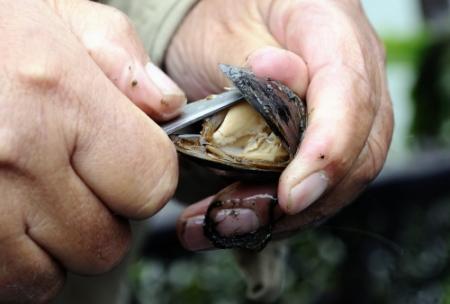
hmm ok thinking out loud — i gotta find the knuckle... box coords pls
[14,54,62,91]
[80,7,138,59]
[85,222,131,274]
[107,7,135,36]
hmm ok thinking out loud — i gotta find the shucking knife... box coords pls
[161,88,243,135]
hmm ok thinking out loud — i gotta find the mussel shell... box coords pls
[171,134,286,176]
[172,65,307,174]
[219,64,307,157]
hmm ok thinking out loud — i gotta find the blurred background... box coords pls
[129,1,450,303]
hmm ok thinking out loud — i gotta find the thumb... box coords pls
[51,0,186,121]
[246,46,309,99]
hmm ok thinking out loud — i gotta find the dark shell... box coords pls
[171,65,307,175]
[219,64,307,157]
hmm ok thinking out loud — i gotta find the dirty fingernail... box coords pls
[214,208,260,237]
[145,62,186,110]
[288,171,328,214]
[181,215,213,251]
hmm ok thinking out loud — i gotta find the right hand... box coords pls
[0,0,184,302]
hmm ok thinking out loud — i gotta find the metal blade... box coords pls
[161,88,243,135]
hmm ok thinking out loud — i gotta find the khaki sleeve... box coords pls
[104,0,198,66]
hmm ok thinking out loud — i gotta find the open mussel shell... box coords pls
[171,64,307,177]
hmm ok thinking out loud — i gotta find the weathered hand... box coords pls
[0,0,183,301]
[167,0,393,250]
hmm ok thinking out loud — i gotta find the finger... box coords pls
[278,65,377,214]
[177,184,281,251]
[176,196,214,251]
[66,67,179,219]
[273,142,386,236]
[52,0,186,121]
[274,90,393,235]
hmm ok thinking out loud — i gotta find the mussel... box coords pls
[172,65,307,176]
[172,64,307,250]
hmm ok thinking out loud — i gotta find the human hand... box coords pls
[166,0,394,250]
[0,0,183,301]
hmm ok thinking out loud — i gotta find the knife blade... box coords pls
[161,88,243,135]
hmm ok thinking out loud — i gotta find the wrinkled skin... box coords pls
[0,0,186,302]
[168,0,394,250]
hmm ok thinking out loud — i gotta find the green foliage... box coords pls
[383,32,430,64]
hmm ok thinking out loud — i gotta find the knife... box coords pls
[161,88,243,135]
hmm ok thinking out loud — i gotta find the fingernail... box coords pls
[214,208,260,237]
[145,62,186,110]
[181,215,213,251]
[288,171,328,214]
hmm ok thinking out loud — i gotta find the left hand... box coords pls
[166,0,393,250]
